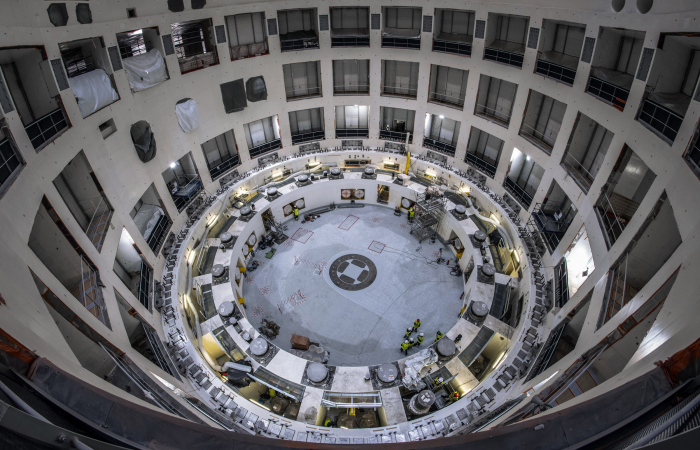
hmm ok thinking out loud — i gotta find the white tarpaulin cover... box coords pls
[175,99,199,133]
[133,204,164,240]
[122,49,169,92]
[69,69,119,118]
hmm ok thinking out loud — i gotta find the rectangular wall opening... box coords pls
[0,119,25,199]
[529,180,575,253]
[52,150,113,252]
[636,33,700,144]
[161,152,203,213]
[58,36,120,118]
[595,145,656,248]
[428,64,469,109]
[465,127,503,178]
[225,12,268,60]
[536,20,585,85]
[333,59,369,96]
[283,61,322,100]
[335,105,369,138]
[423,113,460,157]
[561,112,614,193]
[586,27,645,111]
[433,8,475,57]
[289,107,325,145]
[381,60,419,99]
[379,107,415,143]
[244,115,282,158]
[684,120,700,179]
[504,148,544,209]
[202,129,239,180]
[116,27,169,92]
[131,183,172,255]
[171,18,219,75]
[28,198,109,326]
[562,226,594,299]
[382,7,422,50]
[598,193,681,326]
[277,8,319,52]
[519,90,568,155]
[484,13,529,69]
[330,7,370,48]
[114,228,152,310]
[474,74,518,128]
[0,46,69,151]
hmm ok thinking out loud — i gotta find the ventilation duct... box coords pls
[167,0,185,12]
[246,76,268,102]
[220,79,247,113]
[47,3,68,27]
[130,121,157,163]
[175,98,199,133]
[75,4,92,24]
[191,0,206,9]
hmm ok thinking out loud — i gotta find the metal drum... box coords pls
[266,187,278,197]
[481,263,496,278]
[364,167,375,175]
[298,174,308,183]
[455,204,467,215]
[220,232,233,244]
[218,301,235,317]
[474,230,488,242]
[240,205,252,216]
[436,337,457,357]
[306,363,329,383]
[211,264,225,278]
[470,301,489,320]
[377,363,398,384]
[330,168,341,176]
[249,337,269,356]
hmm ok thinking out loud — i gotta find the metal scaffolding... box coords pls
[410,190,447,243]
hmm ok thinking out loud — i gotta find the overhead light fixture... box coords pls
[170,162,177,168]
[526,155,531,161]
[439,115,444,119]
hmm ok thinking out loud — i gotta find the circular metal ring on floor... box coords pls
[328,253,378,291]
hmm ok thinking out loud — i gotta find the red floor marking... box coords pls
[277,289,306,313]
[245,275,254,284]
[283,239,294,247]
[400,223,409,229]
[368,241,386,253]
[253,306,264,316]
[338,214,359,231]
[260,286,270,295]
[291,228,314,244]
[372,217,381,223]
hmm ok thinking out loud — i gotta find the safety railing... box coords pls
[171,174,203,212]
[336,128,369,138]
[137,260,151,309]
[285,85,322,100]
[229,41,268,59]
[379,129,412,143]
[280,37,319,52]
[520,123,556,154]
[85,197,112,252]
[475,103,512,126]
[465,152,497,178]
[429,91,466,109]
[595,192,628,248]
[602,252,631,324]
[535,59,577,85]
[146,214,172,254]
[484,47,524,68]
[531,202,571,253]
[433,39,472,56]
[381,85,418,98]
[291,130,325,145]
[382,36,421,49]
[78,257,109,326]
[422,137,457,156]
[586,75,629,111]
[194,239,210,276]
[333,84,370,95]
[331,35,370,47]
[25,107,68,150]
[561,152,595,193]
[638,97,684,144]
[248,138,282,158]
[554,258,569,308]
[177,51,218,74]
[504,177,533,209]
[208,154,240,180]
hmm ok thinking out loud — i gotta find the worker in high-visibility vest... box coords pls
[435,331,444,342]
[408,338,415,349]
[324,417,332,427]
[294,207,299,220]
[447,391,460,403]
[269,388,276,398]
[434,376,444,386]
[401,340,410,355]
[413,319,421,331]
[416,333,425,347]
[408,206,415,222]
[404,327,413,339]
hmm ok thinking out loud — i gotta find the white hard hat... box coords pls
[404,340,409,344]
[419,333,424,337]
[438,377,444,383]
[407,327,411,331]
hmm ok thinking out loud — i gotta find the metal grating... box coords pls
[581,37,595,63]
[50,59,69,91]
[475,20,486,39]
[108,46,123,71]
[267,18,278,36]
[215,25,226,43]
[458,327,494,367]
[319,14,329,31]
[162,34,175,56]
[371,14,381,30]
[423,15,433,33]
[527,27,540,49]
[0,74,14,113]
[636,47,655,81]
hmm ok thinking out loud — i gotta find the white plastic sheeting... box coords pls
[68,69,119,118]
[122,49,169,92]
[175,99,199,133]
[133,204,164,241]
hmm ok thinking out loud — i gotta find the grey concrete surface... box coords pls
[240,205,464,366]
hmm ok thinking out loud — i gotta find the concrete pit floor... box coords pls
[240,205,464,366]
